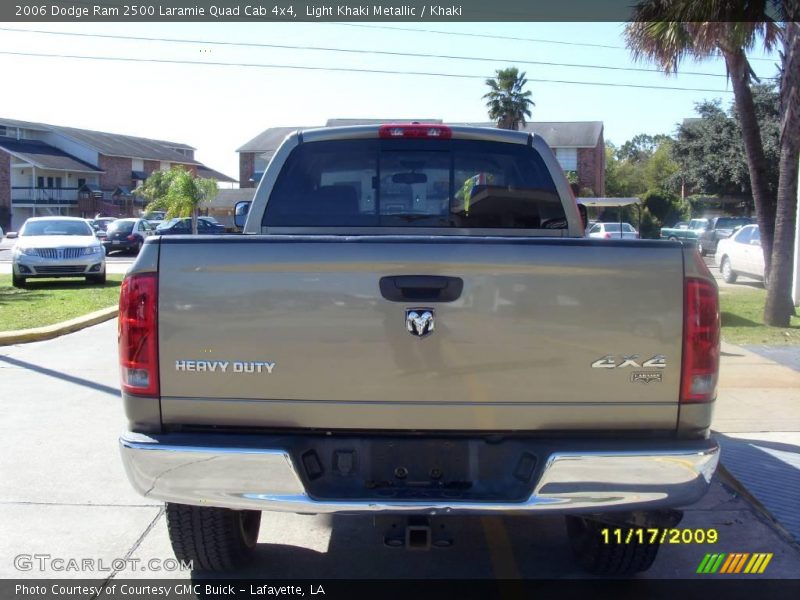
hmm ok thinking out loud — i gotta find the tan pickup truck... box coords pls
[118,124,720,575]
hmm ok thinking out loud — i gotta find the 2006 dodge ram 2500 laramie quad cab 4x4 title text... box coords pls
[118,124,720,575]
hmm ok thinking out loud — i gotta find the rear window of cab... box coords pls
[262,139,566,229]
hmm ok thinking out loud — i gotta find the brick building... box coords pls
[237,119,604,195]
[0,118,235,231]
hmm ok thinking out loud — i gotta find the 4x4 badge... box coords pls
[591,355,667,369]
[406,309,435,338]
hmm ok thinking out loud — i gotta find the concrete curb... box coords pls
[0,306,118,346]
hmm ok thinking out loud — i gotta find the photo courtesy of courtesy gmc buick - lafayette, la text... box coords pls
[118,124,720,575]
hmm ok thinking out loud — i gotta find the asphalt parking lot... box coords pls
[1,320,799,581]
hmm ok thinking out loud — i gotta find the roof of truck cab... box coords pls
[238,120,604,155]
[299,123,532,145]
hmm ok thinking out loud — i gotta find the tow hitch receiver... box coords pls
[383,517,452,550]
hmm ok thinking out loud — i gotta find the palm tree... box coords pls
[484,67,535,130]
[625,4,798,326]
[769,18,800,325]
[135,167,218,234]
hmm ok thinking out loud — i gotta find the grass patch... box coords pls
[720,286,800,345]
[0,275,123,332]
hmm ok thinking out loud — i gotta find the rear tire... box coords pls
[698,241,708,257]
[565,515,661,575]
[165,503,261,572]
[721,257,737,283]
[12,273,26,288]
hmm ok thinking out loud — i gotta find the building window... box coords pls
[47,177,54,188]
[78,178,86,188]
[37,176,44,188]
[0,126,6,136]
[555,148,578,171]
[55,177,62,188]
[132,158,144,171]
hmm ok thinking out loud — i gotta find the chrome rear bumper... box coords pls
[119,432,719,514]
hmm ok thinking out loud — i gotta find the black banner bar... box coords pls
[1,0,784,22]
[3,579,800,600]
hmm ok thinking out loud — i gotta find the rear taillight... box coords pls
[119,273,159,397]
[681,278,720,403]
[378,124,452,139]
[127,234,136,241]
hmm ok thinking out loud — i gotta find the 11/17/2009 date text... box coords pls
[602,528,719,544]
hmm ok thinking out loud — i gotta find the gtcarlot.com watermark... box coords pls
[14,553,192,572]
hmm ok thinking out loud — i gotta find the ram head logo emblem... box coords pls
[406,309,435,338]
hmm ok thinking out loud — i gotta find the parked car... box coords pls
[8,216,106,287]
[200,215,223,227]
[103,218,156,254]
[586,222,639,239]
[155,217,226,235]
[91,217,117,232]
[85,219,108,242]
[715,224,766,285]
[696,216,754,256]
[0,224,4,240]
[660,218,708,242]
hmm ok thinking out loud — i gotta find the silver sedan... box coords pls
[9,216,106,288]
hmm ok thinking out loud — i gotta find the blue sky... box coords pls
[0,21,780,181]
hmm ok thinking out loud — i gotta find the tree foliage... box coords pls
[604,134,686,239]
[605,135,680,198]
[616,133,673,163]
[672,86,780,199]
[483,67,534,130]
[605,144,647,198]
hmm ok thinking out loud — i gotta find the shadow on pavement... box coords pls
[188,514,575,581]
[0,354,120,397]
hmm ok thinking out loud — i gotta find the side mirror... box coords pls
[234,201,251,229]
[6,232,18,239]
[750,239,761,246]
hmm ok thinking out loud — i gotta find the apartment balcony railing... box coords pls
[11,187,80,205]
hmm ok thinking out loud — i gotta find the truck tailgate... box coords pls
[157,237,684,431]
